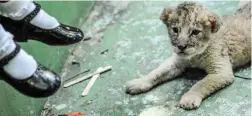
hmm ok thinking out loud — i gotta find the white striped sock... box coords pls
[0,24,37,80]
[0,0,59,29]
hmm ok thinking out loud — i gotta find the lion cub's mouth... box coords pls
[177,49,195,58]
[177,51,188,56]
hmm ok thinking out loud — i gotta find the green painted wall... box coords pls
[0,1,94,116]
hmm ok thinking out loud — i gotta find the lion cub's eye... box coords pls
[172,27,178,33]
[191,29,201,35]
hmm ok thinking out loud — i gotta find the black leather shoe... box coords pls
[0,44,61,98]
[0,2,84,46]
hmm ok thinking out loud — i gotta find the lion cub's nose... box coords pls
[177,45,187,51]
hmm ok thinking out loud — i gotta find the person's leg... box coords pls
[0,24,61,97]
[0,24,36,79]
[0,0,59,29]
[0,0,84,45]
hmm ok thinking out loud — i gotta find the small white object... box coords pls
[81,67,103,97]
[63,65,112,88]
[55,104,67,110]
[138,106,170,116]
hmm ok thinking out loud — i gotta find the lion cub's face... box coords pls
[160,2,222,58]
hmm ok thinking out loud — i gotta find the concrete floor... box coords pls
[43,1,251,116]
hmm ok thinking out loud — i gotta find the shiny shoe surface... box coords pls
[0,45,61,98]
[0,2,84,46]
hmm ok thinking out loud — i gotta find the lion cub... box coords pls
[126,2,251,110]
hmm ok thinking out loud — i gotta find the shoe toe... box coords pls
[2,64,61,98]
[25,65,61,97]
[57,24,84,44]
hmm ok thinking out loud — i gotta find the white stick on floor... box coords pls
[63,65,112,88]
[81,67,103,97]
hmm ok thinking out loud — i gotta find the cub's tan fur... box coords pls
[126,2,251,110]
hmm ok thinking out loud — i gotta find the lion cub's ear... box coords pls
[160,8,174,24]
[207,12,223,33]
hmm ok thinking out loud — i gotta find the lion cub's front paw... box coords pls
[126,78,153,95]
[177,92,203,110]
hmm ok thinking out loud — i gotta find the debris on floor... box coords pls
[82,67,103,97]
[63,65,112,88]
[64,69,91,82]
[58,112,84,116]
[71,60,80,65]
[100,49,109,54]
[55,104,67,110]
[40,102,55,116]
